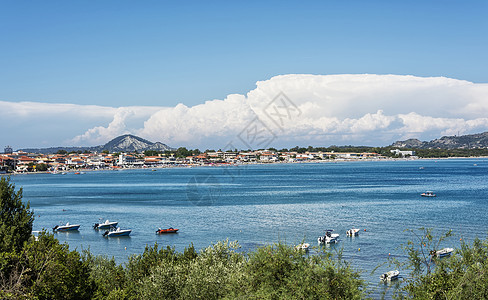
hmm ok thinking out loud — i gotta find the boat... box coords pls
[430,247,454,258]
[93,220,118,230]
[295,243,310,251]
[421,191,436,197]
[346,228,360,236]
[103,227,132,237]
[156,227,179,234]
[380,270,400,281]
[31,230,41,241]
[318,230,339,244]
[53,222,80,232]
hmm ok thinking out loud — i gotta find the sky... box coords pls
[1,1,487,150]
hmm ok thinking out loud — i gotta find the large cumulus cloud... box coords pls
[2,74,488,149]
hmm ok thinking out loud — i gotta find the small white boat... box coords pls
[53,222,80,232]
[295,243,310,251]
[431,247,454,258]
[103,227,132,237]
[318,230,339,244]
[380,270,399,281]
[421,191,436,197]
[93,220,118,230]
[31,230,41,241]
[346,228,360,236]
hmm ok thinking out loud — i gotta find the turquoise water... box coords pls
[8,158,488,296]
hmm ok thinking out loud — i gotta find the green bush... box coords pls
[240,243,364,299]
[0,177,34,253]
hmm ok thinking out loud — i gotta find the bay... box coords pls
[8,158,488,296]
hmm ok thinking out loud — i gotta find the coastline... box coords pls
[4,155,487,176]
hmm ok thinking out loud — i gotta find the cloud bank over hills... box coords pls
[2,74,488,149]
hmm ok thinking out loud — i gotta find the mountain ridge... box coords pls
[391,132,488,149]
[18,134,174,154]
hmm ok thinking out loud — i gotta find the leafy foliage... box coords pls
[1,231,93,299]
[240,243,364,299]
[0,177,34,253]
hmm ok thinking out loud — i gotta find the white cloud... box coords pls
[2,74,488,149]
[138,94,255,146]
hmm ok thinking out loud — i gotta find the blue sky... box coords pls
[1,1,488,149]
[2,0,487,106]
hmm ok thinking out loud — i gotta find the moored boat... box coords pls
[380,270,399,281]
[295,243,310,251]
[421,191,436,197]
[156,227,179,234]
[53,222,80,232]
[94,220,118,230]
[103,227,131,237]
[346,228,360,236]
[430,247,454,258]
[318,230,339,244]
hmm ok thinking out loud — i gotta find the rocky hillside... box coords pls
[392,132,488,149]
[97,134,173,152]
[19,134,174,154]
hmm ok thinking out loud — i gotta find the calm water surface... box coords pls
[8,158,488,296]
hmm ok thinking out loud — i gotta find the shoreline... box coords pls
[4,156,487,176]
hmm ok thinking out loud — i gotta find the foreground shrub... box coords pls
[1,232,93,300]
[136,240,244,299]
[240,243,364,299]
[0,176,34,254]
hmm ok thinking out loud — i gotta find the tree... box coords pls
[23,232,94,300]
[175,147,192,158]
[35,164,48,172]
[0,177,34,253]
[143,150,158,156]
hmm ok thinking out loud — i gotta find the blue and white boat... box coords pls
[380,270,399,281]
[53,222,80,232]
[93,220,118,230]
[318,230,339,244]
[431,247,453,258]
[103,227,132,237]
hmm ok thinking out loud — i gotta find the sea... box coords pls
[7,158,488,297]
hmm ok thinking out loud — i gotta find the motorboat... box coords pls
[421,191,436,197]
[156,227,179,234]
[346,228,360,236]
[93,220,118,230]
[53,222,80,232]
[31,230,41,241]
[380,270,400,281]
[103,227,131,237]
[318,230,339,244]
[295,243,310,252]
[430,247,454,258]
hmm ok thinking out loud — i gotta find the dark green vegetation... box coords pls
[3,178,488,299]
[413,148,488,158]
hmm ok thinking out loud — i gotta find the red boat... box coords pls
[156,227,179,234]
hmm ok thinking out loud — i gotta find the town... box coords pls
[0,145,416,174]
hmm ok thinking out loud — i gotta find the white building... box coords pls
[390,149,416,157]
